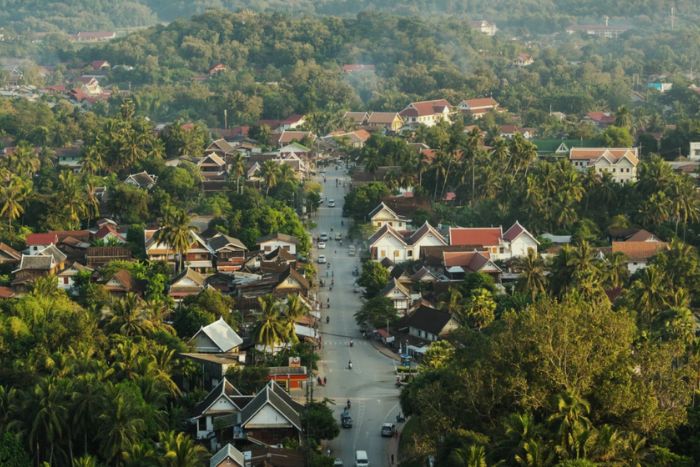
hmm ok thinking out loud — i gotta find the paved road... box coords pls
[311,166,401,466]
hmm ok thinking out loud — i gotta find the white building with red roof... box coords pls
[399,99,453,127]
[368,221,447,262]
[457,97,500,118]
[448,221,538,261]
[569,147,639,183]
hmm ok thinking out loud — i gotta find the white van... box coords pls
[355,450,369,467]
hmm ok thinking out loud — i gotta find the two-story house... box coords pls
[208,233,248,273]
[569,147,639,183]
[448,221,538,261]
[399,100,453,127]
[365,112,404,132]
[256,233,299,256]
[369,221,447,262]
[144,229,215,273]
[457,97,500,119]
[368,202,411,231]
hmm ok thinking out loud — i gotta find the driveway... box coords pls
[312,166,402,466]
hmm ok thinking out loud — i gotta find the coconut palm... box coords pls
[230,153,247,194]
[259,160,280,196]
[98,383,146,462]
[158,431,209,467]
[0,175,30,228]
[154,208,194,273]
[80,144,104,176]
[106,293,155,337]
[24,377,71,465]
[514,249,547,300]
[601,252,629,290]
[255,295,285,354]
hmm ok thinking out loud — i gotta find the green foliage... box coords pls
[0,432,31,467]
[343,182,391,221]
[225,366,270,394]
[354,296,396,329]
[302,401,340,442]
[357,260,390,298]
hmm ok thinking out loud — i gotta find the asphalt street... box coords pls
[311,166,401,466]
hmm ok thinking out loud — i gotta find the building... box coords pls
[208,234,248,273]
[469,20,498,36]
[401,305,459,342]
[689,142,700,161]
[191,317,243,354]
[124,171,157,190]
[612,240,669,274]
[343,111,369,126]
[365,112,404,132]
[103,269,142,296]
[569,147,639,183]
[514,53,534,67]
[457,97,500,119]
[70,31,116,42]
[190,377,253,441]
[381,278,414,314]
[368,202,411,230]
[399,100,453,127]
[448,221,538,261]
[169,268,209,301]
[584,112,616,128]
[368,222,447,262]
[57,262,92,292]
[144,229,215,273]
[256,233,299,256]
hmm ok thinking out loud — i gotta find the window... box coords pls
[389,222,393,226]
[491,247,498,254]
[394,250,400,258]
[264,246,271,252]
[407,250,413,257]
[63,277,69,284]
[198,418,206,431]
[499,247,505,254]
[380,250,386,258]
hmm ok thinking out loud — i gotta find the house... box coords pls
[92,223,127,244]
[443,250,502,279]
[210,444,305,467]
[75,76,102,95]
[144,229,215,273]
[533,139,603,158]
[514,53,534,67]
[219,380,304,446]
[0,242,21,267]
[457,97,500,118]
[344,111,369,126]
[124,171,157,190]
[70,31,116,42]
[368,222,447,262]
[57,262,93,292]
[584,112,616,128]
[259,115,306,133]
[566,24,631,39]
[85,246,132,268]
[368,202,411,230]
[25,233,58,254]
[90,60,110,71]
[569,147,639,183]
[191,317,243,354]
[381,278,413,314]
[469,20,498,36]
[103,269,142,296]
[275,130,315,147]
[647,82,672,93]
[324,129,371,148]
[365,112,404,132]
[399,100,453,127]
[256,233,299,256]
[612,240,669,274]
[209,63,227,75]
[500,125,535,140]
[266,366,309,391]
[56,145,84,172]
[401,305,459,341]
[205,139,237,158]
[689,142,700,161]
[169,268,209,301]
[208,234,248,273]
[448,221,538,261]
[11,255,58,290]
[198,153,228,177]
[190,377,253,440]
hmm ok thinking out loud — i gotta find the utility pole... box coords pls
[224,109,228,129]
[671,7,675,31]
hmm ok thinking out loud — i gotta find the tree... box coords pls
[229,153,247,195]
[259,160,280,196]
[457,288,496,331]
[513,249,547,300]
[354,296,397,329]
[157,431,208,467]
[254,295,285,354]
[153,208,194,273]
[0,175,30,228]
[106,293,156,337]
[302,402,340,442]
[602,126,633,147]
[357,261,389,298]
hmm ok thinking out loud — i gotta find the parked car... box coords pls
[333,459,343,467]
[328,199,336,207]
[317,255,327,264]
[319,232,329,242]
[355,450,369,467]
[335,232,342,240]
[318,241,326,249]
[381,423,395,437]
[349,246,356,257]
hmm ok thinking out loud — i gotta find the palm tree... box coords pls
[80,145,104,176]
[547,391,592,459]
[259,160,280,196]
[6,142,40,177]
[73,455,98,467]
[230,153,246,194]
[106,293,155,337]
[514,249,547,300]
[24,377,71,465]
[278,162,296,185]
[601,252,629,290]
[627,265,669,330]
[71,374,107,457]
[158,431,209,467]
[255,295,285,355]
[154,208,194,273]
[0,175,30,228]
[58,171,87,229]
[98,383,145,462]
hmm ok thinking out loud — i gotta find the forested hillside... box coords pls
[0,0,697,32]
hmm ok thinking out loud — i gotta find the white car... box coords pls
[333,459,343,467]
[319,233,329,242]
[317,255,327,264]
[328,199,336,207]
[318,241,326,249]
[335,232,342,240]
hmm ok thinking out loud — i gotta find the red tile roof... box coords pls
[586,112,616,124]
[449,227,502,247]
[612,241,668,261]
[400,99,452,118]
[462,97,498,109]
[26,233,58,246]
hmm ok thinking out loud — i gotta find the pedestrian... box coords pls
[391,454,394,464]
[323,376,327,385]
